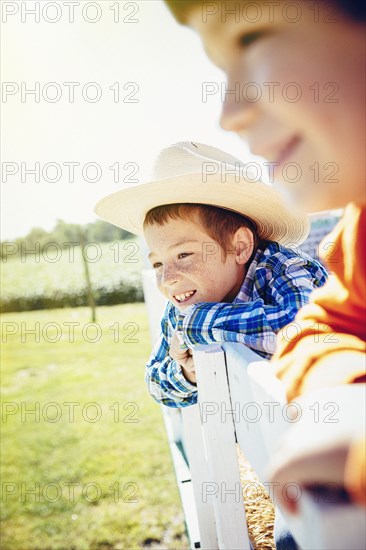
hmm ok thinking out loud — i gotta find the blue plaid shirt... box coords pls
[146,242,328,408]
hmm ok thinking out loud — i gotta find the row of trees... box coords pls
[1,219,133,260]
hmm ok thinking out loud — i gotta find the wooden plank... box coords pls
[267,385,366,550]
[142,268,202,548]
[194,345,251,550]
[223,344,271,480]
[161,407,201,549]
[246,365,366,550]
[182,405,219,550]
[141,269,167,342]
[246,360,288,471]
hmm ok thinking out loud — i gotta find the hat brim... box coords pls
[94,173,309,246]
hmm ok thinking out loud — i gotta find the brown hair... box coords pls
[143,203,262,261]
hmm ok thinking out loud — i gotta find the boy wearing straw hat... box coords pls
[95,141,327,408]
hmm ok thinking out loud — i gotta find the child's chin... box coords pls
[177,303,191,312]
[176,299,198,312]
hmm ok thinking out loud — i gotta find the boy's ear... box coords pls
[232,227,255,265]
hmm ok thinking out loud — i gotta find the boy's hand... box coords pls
[170,331,196,384]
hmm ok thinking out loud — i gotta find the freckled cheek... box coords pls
[193,265,218,294]
[177,264,198,282]
[175,263,198,283]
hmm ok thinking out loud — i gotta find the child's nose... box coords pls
[160,265,179,287]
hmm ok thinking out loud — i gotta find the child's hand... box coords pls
[170,331,196,384]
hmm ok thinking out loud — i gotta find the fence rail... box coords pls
[190,343,366,550]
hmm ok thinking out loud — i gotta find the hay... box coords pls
[237,446,276,550]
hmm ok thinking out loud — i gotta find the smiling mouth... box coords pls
[173,290,197,303]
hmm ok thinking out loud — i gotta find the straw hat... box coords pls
[94,141,309,245]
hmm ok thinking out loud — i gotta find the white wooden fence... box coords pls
[191,343,366,550]
[141,210,366,549]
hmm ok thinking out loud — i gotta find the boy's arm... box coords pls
[176,255,327,358]
[145,303,198,408]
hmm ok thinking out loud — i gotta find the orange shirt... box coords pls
[274,202,366,398]
[273,202,366,504]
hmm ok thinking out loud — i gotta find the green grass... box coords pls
[1,305,188,550]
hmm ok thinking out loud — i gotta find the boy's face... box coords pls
[188,1,365,211]
[144,213,250,311]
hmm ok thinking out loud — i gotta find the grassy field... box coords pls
[1,304,188,550]
[1,239,143,308]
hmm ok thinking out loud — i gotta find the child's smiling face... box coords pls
[188,1,365,211]
[144,212,253,311]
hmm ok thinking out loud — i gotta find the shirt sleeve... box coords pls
[176,255,328,358]
[145,302,198,408]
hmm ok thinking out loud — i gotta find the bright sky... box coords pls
[1,0,261,240]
